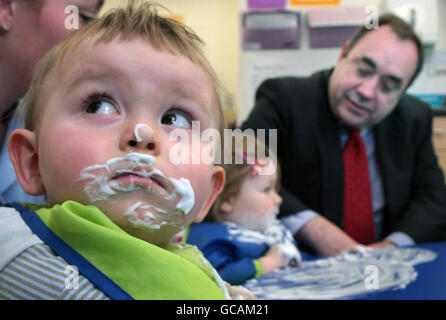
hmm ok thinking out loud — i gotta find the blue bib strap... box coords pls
[7,202,134,300]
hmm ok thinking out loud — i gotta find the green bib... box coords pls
[26,201,226,300]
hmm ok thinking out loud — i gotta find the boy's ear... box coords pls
[8,129,45,195]
[193,165,226,223]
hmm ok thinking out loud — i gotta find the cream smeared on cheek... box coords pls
[168,178,195,215]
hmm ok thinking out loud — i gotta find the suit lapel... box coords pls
[375,110,406,214]
[318,85,344,226]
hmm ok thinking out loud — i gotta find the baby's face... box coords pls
[227,172,282,231]
[35,37,222,246]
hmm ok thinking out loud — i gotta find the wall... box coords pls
[100,0,240,117]
[100,1,446,124]
[238,0,446,123]
[409,0,446,95]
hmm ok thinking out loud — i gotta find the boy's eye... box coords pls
[161,108,193,129]
[84,96,118,115]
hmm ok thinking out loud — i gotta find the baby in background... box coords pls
[0,3,240,300]
[185,133,302,285]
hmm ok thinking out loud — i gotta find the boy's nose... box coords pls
[121,123,160,155]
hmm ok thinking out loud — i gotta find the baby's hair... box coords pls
[207,132,280,222]
[18,0,226,135]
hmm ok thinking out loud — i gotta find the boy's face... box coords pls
[18,37,224,246]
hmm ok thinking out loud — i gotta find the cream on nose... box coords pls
[133,123,156,150]
[134,123,153,142]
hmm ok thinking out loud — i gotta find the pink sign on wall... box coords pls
[248,0,286,10]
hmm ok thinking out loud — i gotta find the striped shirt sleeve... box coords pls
[0,244,109,300]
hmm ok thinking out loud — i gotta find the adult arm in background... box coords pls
[279,189,359,256]
[240,78,358,256]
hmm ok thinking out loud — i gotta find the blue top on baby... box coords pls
[186,219,301,285]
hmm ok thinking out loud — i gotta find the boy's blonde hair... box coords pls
[207,133,280,222]
[19,1,226,134]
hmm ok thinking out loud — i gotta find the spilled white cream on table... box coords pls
[244,247,437,300]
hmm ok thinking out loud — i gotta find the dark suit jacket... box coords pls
[241,69,446,243]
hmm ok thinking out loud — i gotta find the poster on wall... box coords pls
[290,0,340,6]
[428,52,446,76]
[242,11,301,50]
[247,0,286,10]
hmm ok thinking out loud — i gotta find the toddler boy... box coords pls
[0,3,231,300]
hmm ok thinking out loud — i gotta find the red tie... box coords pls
[343,129,375,244]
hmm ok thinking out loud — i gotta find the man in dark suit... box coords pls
[241,14,446,256]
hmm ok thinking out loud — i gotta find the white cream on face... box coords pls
[122,179,195,230]
[79,152,157,201]
[123,202,171,230]
[134,123,151,143]
[78,150,195,230]
[168,178,195,215]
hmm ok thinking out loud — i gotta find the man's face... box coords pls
[11,0,103,88]
[328,25,418,128]
[35,38,222,246]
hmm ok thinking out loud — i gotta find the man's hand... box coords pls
[295,216,359,257]
[367,240,395,250]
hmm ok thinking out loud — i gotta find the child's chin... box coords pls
[96,192,167,213]
[120,222,184,247]
[95,198,187,240]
